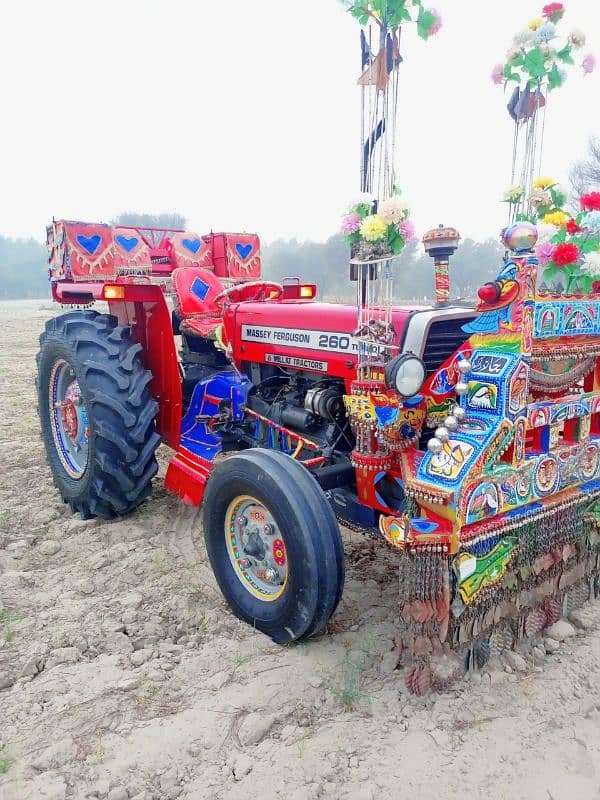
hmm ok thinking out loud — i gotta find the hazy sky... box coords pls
[1,0,598,245]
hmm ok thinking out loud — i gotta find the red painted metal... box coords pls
[164,449,212,506]
[224,301,417,381]
[105,285,182,450]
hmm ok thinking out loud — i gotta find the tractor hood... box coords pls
[223,300,475,381]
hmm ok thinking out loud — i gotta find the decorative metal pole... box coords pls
[422,224,461,307]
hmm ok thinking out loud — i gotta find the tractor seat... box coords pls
[172,267,224,338]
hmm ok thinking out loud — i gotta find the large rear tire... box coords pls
[202,449,345,644]
[37,310,160,519]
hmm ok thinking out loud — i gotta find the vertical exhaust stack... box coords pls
[422,224,461,307]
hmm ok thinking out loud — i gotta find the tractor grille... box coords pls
[421,317,474,377]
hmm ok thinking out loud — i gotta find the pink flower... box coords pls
[491,64,504,85]
[428,8,443,36]
[341,212,361,236]
[535,241,556,266]
[583,53,596,74]
[399,219,416,243]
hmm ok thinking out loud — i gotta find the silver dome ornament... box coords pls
[427,437,443,454]
[435,427,450,443]
[452,405,467,422]
[444,415,459,432]
[457,360,472,375]
[455,382,469,396]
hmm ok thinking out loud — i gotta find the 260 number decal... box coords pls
[318,334,351,351]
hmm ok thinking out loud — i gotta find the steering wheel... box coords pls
[213,280,283,307]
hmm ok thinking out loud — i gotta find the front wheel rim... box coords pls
[48,359,90,479]
[225,495,288,601]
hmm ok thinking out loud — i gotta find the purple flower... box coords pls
[399,219,416,243]
[341,212,361,235]
[491,64,504,85]
[535,241,556,266]
[583,53,596,74]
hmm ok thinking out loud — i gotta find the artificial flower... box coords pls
[534,22,557,44]
[360,214,388,242]
[427,9,443,37]
[543,210,569,226]
[593,280,600,293]
[491,63,504,85]
[530,189,552,208]
[582,252,600,276]
[378,196,407,225]
[533,177,555,190]
[341,212,361,236]
[583,53,596,74]
[506,46,523,64]
[504,185,524,203]
[513,29,534,46]
[348,193,375,211]
[581,211,600,233]
[536,222,559,243]
[398,219,416,243]
[566,218,582,235]
[581,192,600,211]
[528,18,544,31]
[542,3,565,23]
[553,242,579,267]
[569,29,586,49]
[535,242,556,266]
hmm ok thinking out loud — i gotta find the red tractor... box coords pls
[38,219,468,646]
[45,215,600,696]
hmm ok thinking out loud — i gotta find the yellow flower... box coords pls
[360,214,388,242]
[528,17,543,30]
[543,210,569,227]
[533,177,555,190]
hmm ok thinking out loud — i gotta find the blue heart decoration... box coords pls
[76,234,101,255]
[235,242,253,260]
[182,238,202,255]
[115,234,138,253]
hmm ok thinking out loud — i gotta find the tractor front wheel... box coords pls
[202,449,345,643]
[37,310,160,519]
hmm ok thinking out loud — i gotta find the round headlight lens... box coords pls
[385,353,426,397]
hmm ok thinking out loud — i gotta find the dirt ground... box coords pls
[2,299,600,800]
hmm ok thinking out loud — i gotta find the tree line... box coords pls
[2,138,597,300]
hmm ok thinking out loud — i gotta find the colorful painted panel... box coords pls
[225,234,261,280]
[534,301,599,338]
[170,232,213,269]
[62,222,116,281]
[113,228,152,273]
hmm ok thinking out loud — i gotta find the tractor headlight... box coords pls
[385,353,426,398]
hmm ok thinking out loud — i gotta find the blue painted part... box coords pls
[580,479,600,494]
[403,395,423,408]
[462,305,510,335]
[76,234,101,255]
[182,238,202,254]
[375,406,399,427]
[115,234,138,252]
[191,277,210,302]
[180,371,250,461]
[505,502,544,520]
[411,519,439,534]
[235,242,253,260]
